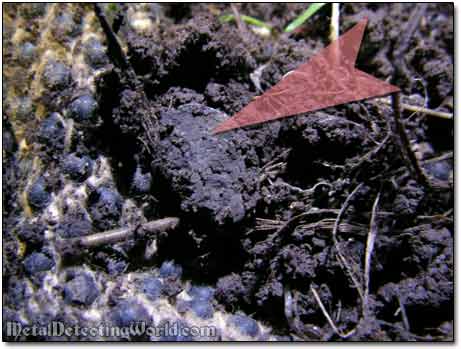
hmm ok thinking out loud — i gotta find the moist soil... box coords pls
[3,3,453,341]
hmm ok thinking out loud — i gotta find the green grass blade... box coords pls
[219,14,272,30]
[284,3,327,33]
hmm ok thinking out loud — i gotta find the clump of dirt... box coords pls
[153,103,260,228]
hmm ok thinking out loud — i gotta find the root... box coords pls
[397,296,411,331]
[349,114,391,176]
[313,188,382,338]
[392,4,428,82]
[383,151,453,180]
[391,93,430,188]
[332,183,365,303]
[285,287,323,340]
[423,151,453,165]
[259,149,290,182]
[311,285,356,339]
[377,320,427,340]
[254,218,284,231]
[363,192,381,318]
[230,4,248,41]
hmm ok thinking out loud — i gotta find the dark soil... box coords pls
[3,3,453,342]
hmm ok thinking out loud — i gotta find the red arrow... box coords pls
[213,19,400,134]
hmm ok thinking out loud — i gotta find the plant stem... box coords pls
[329,3,340,42]
[378,98,453,119]
[391,93,430,187]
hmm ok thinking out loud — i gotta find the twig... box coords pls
[363,191,381,318]
[59,218,179,252]
[93,4,130,73]
[391,93,430,188]
[94,3,160,152]
[378,98,453,120]
[388,5,431,188]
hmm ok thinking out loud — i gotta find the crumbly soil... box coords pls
[3,3,453,341]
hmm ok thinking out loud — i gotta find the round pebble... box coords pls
[68,95,99,124]
[23,252,54,275]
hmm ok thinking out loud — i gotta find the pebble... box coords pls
[159,261,182,279]
[63,274,99,306]
[111,299,152,327]
[27,177,51,211]
[88,187,123,230]
[142,277,163,301]
[23,252,54,274]
[83,38,108,68]
[68,95,99,124]
[42,61,71,90]
[228,314,260,337]
[62,153,93,181]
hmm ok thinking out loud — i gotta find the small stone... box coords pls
[52,13,80,40]
[189,285,215,301]
[424,161,452,181]
[20,42,36,63]
[107,259,128,276]
[38,112,65,151]
[57,217,92,239]
[312,237,326,249]
[23,252,54,275]
[88,187,123,230]
[17,220,46,248]
[27,177,51,211]
[62,153,93,181]
[64,274,99,306]
[159,260,182,279]
[68,95,99,124]
[15,96,33,121]
[19,3,47,19]
[190,299,214,319]
[142,277,162,301]
[42,61,71,90]
[111,299,151,327]
[130,166,152,195]
[228,314,260,337]
[83,38,108,68]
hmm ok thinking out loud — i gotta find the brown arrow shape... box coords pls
[213,19,400,134]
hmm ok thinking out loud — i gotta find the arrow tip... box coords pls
[212,18,400,134]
